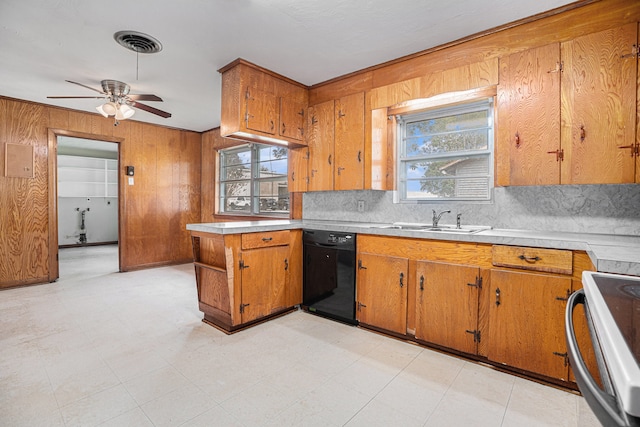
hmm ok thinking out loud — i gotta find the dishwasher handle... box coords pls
[565,289,628,427]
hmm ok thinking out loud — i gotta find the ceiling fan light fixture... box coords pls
[116,103,135,120]
[97,101,119,117]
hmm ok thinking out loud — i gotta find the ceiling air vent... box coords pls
[113,31,163,54]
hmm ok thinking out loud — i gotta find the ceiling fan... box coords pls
[48,79,171,121]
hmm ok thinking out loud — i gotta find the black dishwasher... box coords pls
[302,229,357,325]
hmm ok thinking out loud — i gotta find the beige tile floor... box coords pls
[0,245,601,426]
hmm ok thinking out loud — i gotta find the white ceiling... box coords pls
[0,0,576,132]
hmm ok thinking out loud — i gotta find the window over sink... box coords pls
[219,143,289,216]
[396,98,494,202]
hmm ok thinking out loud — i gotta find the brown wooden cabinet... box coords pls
[561,23,638,184]
[279,98,305,142]
[415,261,483,355]
[305,92,365,192]
[487,269,572,380]
[497,43,561,186]
[190,229,302,333]
[288,146,309,192]
[239,245,289,323]
[307,100,335,191]
[497,23,639,185]
[219,59,308,147]
[356,252,408,335]
[334,92,365,190]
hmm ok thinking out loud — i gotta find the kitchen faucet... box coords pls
[432,209,451,228]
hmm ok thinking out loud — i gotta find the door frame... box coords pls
[47,128,124,281]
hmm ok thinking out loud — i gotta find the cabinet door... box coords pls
[335,92,365,190]
[245,87,277,135]
[415,261,480,354]
[561,23,637,184]
[288,147,308,192]
[356,252,408,335]
[497,43,561,186]
[488,269,571,380]
[307,100,335,192]
[279,99,305,141]
[240,246,288,323]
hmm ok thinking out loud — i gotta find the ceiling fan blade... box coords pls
[128,94,163,102]
[65,80,106,95]
[47,96,106,99]
[131,101,171,118]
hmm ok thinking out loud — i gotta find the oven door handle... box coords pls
[566,289,628,427]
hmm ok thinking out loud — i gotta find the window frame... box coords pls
[395,98,495,203]
[218,143,289,217]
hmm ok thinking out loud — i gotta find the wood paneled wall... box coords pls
[0,96,201,288]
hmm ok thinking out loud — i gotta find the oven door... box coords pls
[566,289,640,427]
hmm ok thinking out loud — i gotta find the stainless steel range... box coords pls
[566,271,640,426]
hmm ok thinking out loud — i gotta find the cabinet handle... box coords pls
[298,109,305,116]
[357,301,366,311]
[282,123,286,134]
[291,172,295,181]
[495,288,501,306]
[311,169,317,177]
[580,125,586,142]
[399,272,404,288]
[518,254,540,263]
[621,44,639,59]
[337,166,345,175]
[338,110,346,119]
[618,144,639,157]
[328,154,332,165]
[358,260,366,270]
[239,260,249,270]
[311,115,318,125]
[554,351,569,367]
[515,132,521,148]
[556,289,571,301]
[357,151,362,162]
[284,258,288,271]
[547,61,563,73]
[419,275,424,291]
[467,276,482,288]
[262,237,273,242]
[547,149,564,162]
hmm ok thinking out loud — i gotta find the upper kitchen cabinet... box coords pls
[561,23,638,184]
[334,92,365,190]
[497,43,561,186]
[307,100,335,192]
[305,92,365,192]
[219,59,309,147]
[497,24,639,186]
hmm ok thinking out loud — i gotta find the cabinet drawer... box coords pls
[242,231,290,249]
[492,245,572,275]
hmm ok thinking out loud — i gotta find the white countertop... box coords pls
[186,219,640,276]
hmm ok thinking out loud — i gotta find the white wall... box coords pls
[58,197,118,245]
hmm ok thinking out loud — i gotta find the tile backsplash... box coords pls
[302,185,640,236]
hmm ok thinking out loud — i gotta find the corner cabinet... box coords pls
[219,59,308,147]
[497,23,639,185]
[190,229,302,333]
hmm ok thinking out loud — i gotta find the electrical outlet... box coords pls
[357,200,365,212]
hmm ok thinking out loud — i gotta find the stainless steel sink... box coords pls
[374,223,491,234]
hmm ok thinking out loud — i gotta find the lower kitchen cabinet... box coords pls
[488,269,571,380]
[190,229,302,333]
[239,245,289,323]
[415,261,483,355]
[356,252,408,335]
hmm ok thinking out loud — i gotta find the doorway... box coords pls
[47,129,124,281]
